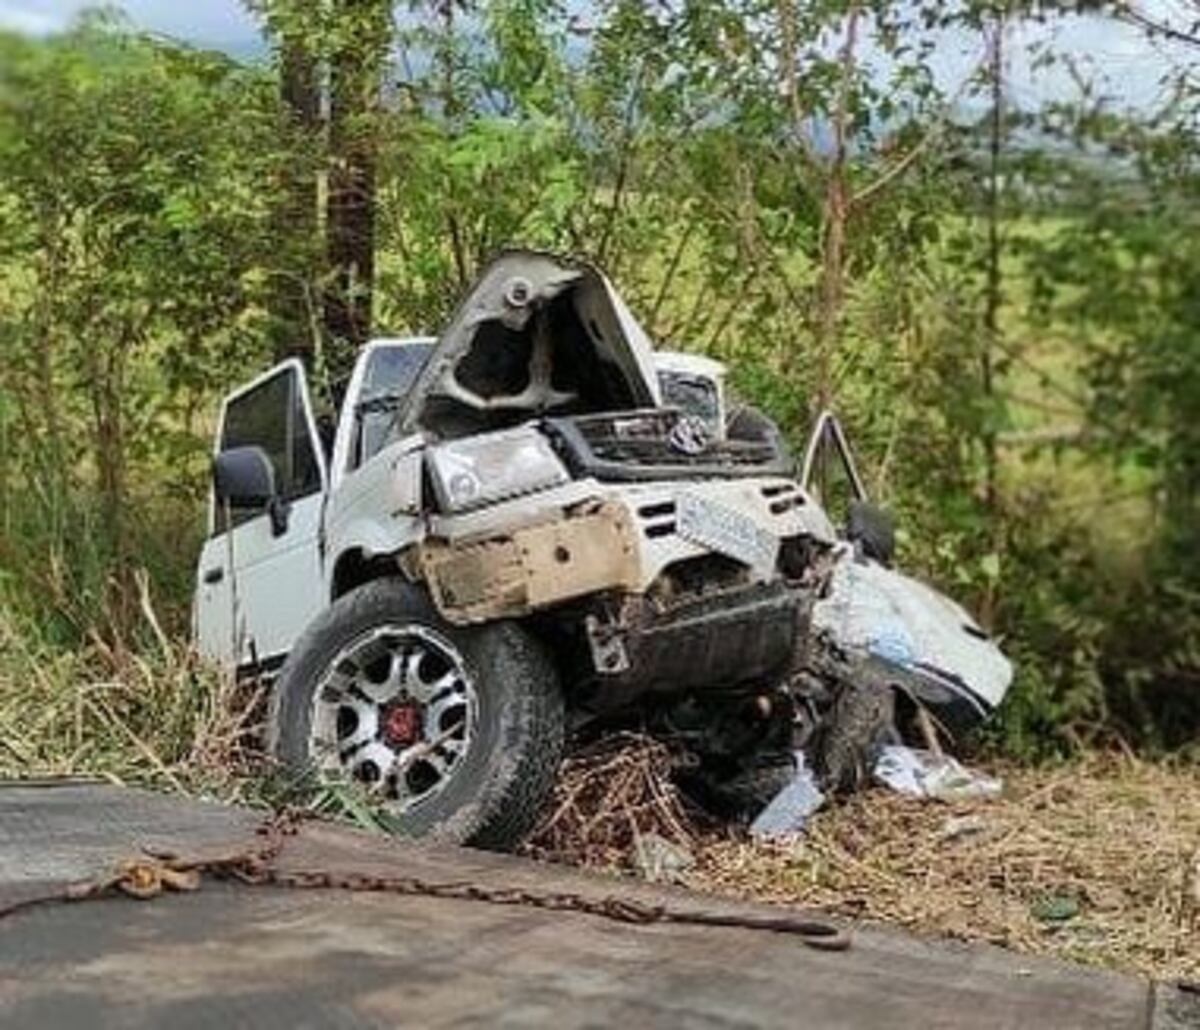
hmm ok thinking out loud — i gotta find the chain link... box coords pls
[1,811,851,952]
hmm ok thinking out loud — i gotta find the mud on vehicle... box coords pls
[194,250,1012,848]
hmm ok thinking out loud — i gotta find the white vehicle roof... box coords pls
[366,335,436,349]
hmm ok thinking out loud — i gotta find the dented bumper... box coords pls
[417,475,833,626]
[579,580,801,710]
[418,500,639,623]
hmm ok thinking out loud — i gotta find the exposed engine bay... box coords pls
[396,251,660,441]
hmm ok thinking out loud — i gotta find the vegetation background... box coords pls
[0,0,1198,786]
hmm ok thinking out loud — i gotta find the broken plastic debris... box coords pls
[935,813,988,843]
[632,832,695,884]
[873,745,1002,801]
[749,752,825,839]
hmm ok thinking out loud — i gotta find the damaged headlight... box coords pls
[426,426,570,513]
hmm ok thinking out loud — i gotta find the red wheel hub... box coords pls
[382,702,422,748]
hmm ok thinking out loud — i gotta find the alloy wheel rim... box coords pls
[308,624,477,812]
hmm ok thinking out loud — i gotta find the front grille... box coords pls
[545,410,787,482]
[577,411,776,467]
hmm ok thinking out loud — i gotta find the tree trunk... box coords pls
[436,0,469,289]
[815,5,859,411]
[979,10,1006,629]
[983,14,1003,514]
[269,33,321,366]
[325,0,391,375]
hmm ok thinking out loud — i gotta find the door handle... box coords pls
[203,567,224,585]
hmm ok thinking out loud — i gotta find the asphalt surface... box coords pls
[0,783,1195,1029]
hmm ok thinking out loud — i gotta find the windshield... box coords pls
[657,370,720,434]
[354,342,435,467]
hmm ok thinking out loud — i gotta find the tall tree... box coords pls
[979,5,1006,627]
[325,0,393,371]
[249,0,324,366]
[269,27,321,364]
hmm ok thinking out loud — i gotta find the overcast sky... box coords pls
[0,1,1191,110]
[0,0,257,43]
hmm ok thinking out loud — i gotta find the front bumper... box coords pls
[579,579,801,711]
[420,475,835,626]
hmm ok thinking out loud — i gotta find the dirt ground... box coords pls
[527,740,1200,983]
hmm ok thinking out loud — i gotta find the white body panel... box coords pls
[224,492,326,663]
[810,550,1013,712]
[194,534,234,661]
[325,435,425,564]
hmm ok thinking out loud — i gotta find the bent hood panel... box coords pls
[399,251,661,437]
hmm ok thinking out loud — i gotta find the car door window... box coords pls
[216,366,322,532]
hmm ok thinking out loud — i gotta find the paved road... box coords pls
[0,783,1194,1029]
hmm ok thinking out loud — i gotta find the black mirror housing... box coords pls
[213,446,277,508]
[847,500,896,566]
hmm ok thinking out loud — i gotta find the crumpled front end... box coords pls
[417,472,834,622]
[810,551,1013,731]
[385,248,847,708]
[414,463,837,706]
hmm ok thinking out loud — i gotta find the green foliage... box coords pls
[0,17,284,632]
[0,1,1197,770]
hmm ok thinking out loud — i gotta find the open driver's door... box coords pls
[193,360,328,669]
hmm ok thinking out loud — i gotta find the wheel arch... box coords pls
[330,547,411,602]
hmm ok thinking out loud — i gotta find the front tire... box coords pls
[271,578,564,850]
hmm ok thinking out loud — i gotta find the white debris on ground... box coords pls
[872,745,1003,801]
[632,832,696,883]
[748,745,1002,841]
[749,752,826,840]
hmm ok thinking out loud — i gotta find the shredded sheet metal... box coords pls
[810,553,1014,709]
[749,753,826,839]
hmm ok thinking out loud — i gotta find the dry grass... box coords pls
[527,735,1199,982]
[4,593,1196,983]
[0,580,267,800]
[692,757,1200,982]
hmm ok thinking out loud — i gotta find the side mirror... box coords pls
[213,446,289,536]
[847,500,895,566]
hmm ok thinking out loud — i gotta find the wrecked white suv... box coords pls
[194,250,1011,847]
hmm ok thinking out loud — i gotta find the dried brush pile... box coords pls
[523,733,1198,980]
[523,731,708,870]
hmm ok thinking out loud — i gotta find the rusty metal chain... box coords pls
[0,811,851,952]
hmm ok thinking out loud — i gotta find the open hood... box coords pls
[398,250,662,439]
